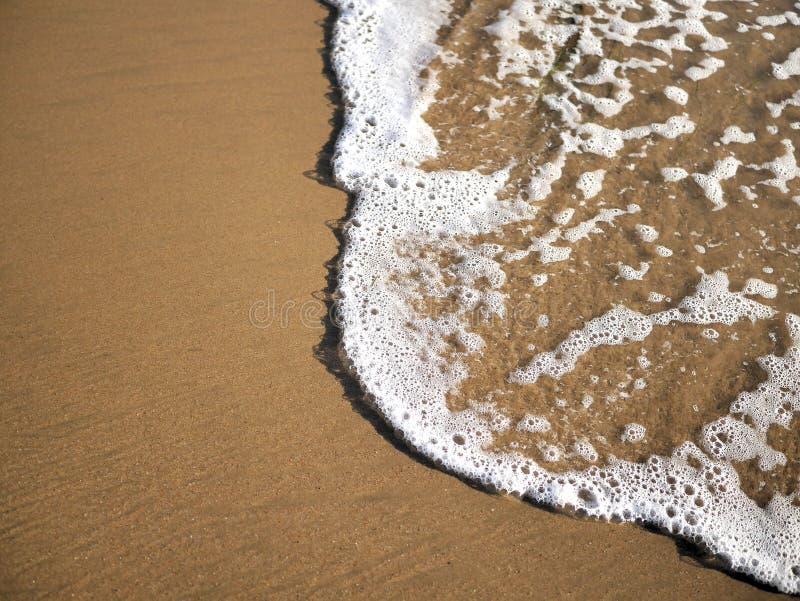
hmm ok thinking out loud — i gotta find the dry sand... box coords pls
[0,1,792,599]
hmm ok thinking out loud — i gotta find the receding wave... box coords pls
[328,0,800,592]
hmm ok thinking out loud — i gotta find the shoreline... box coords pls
[0,1,793,598]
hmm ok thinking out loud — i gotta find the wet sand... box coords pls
[0,1,791,599]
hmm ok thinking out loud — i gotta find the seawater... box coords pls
[328,0,800,592]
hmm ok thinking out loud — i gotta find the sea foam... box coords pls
[327,0,800,592]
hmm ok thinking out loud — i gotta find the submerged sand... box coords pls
[417,0,800,507]
[0,1,792,599]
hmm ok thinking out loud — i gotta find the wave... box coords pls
[327,0,800,592]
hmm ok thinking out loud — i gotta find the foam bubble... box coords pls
[772,47,800,80]
[720,126,756,145]
[621,423,646,443]
[573,438,599,462]
[576,169,606,199]
[686,57,725,81]
[635,224,659,243]
[532,273,548,287]
[661,167,689,182]
[691,156,742,210]
[664,85,688,106]
[749,139,800,194]
[618,262,650,280]
[517,414,551,433]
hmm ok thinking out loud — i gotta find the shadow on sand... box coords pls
[302,2,786,595]
[304,1,448,476]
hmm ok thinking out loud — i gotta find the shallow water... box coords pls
[329,0,800,592]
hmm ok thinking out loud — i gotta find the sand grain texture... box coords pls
[0,1,791,599]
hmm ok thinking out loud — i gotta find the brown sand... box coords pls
[0,1,791,599]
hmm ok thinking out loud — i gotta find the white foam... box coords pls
[767,90,800,118]
[563,205,640,243]
[772,47,800,80]
[729,314,800,431]
[691,156,742,210]
[618,262,650,280]
[528,156,566,201]
[553,208,575,225]
[635,224,659,243]
[532,273,548,287]
[512,273,775,389]
[510,306,654,384]
[484,95,512,120]
[517,414,552,433]
[661,167,689,182]
[329,1,800,592]
[749,139,800,194]
[573,438,598,462]
[703,416,786,471]
[576,169,606,199]
[528,228,572,264]
[686,57,725,81]
[664,85,688,106]
[757,14,791,28]
[650,271,776,326]
[720,125,756,145]
[540,444,562,462]
[621,423,646,443]
[568,116,695,159]
[743,278,778,299]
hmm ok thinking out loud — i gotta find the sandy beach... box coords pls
[0,1,792,598]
